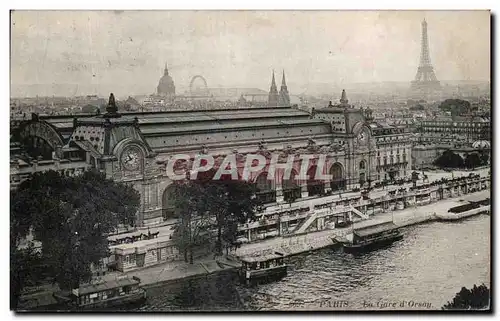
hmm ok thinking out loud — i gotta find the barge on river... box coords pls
[436,198,490,221]
[343,222,403,253]
[238,252,287,286]
[53,275,146,310]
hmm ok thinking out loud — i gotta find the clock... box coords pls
[121,146,143,171]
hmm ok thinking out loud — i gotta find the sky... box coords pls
[10,10,490,98]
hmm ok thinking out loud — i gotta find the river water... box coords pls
[133,214,490,311]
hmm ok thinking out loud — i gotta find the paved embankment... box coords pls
[125,257,238,289]
[234,189,491,258]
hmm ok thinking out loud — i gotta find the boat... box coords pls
[53,275,146,310]
[436,198,490,221]
[343,221,403,253]
[336,219,352,228]
[238,252,288,286]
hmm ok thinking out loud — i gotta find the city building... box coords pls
[415,115,490,145]
[411,144,440,169]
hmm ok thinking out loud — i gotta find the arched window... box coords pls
[330,163,346,192]
[255,172,276,204]
[162,185,178,220]
[359,160,366,170]
[282,170,301,203]
[307,166,324,197]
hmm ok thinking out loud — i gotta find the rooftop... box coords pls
[239,252,284,263]
[76,276,140,296]
[353,222,398,238]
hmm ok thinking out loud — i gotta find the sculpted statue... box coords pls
[329,142,345,152]
[283,144,295,155]
[307,138,319,153]
[108,93,116,107]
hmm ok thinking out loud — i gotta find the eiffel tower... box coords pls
[411,19,441,94]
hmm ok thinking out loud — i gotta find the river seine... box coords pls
[133,214,490,311]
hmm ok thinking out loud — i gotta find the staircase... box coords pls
[294,211,318,234]
[350,205,369,220]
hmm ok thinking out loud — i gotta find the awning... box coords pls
[354,222,398,238]
[77,277,140,296]
[239,252,284,263]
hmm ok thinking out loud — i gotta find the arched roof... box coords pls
[472,140,490,149]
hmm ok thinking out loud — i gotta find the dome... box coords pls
[157,63,176,96]
[472,140,490,149]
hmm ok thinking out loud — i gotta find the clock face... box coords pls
[121,146,142,171]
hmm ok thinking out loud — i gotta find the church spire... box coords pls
[278,70,290,107]
[268,70,279,107]
[281,70,287,88]
[270,70,277,90]
[163,62,169,76]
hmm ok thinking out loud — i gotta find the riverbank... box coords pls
[17,188,490,310]
[119,188,491,289]
[234,189,490,258]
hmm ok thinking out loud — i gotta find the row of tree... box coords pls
[434,150,489,169]
[10,171,141,309]
[442,284,490,310]
[10,170,262,309]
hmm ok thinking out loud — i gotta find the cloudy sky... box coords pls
[11,10,490,97]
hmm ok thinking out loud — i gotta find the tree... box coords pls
[438,99,471,116]
[442,284,490,310]
[464,152,482,169]
[479,151,490,166]
[171,178,261,260]
[10,170,140,292]
[10,240,45,310]
[434,150,464,169]
[216,180,261,255]
[171,182,216,264]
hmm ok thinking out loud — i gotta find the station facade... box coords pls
[11,90,413,227]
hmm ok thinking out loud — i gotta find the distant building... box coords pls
[410,19,441,96]
[412,144,439,169]
[415,115,490,144]
[312,90,413,182]
[156,62,176,97]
